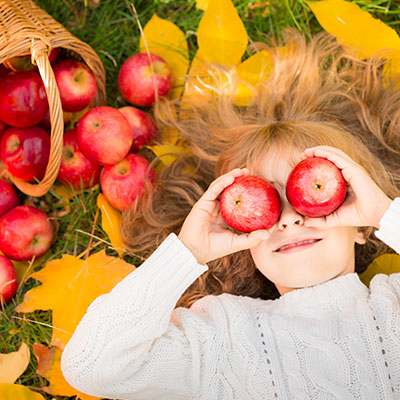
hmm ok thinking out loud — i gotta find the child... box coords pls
[61,31,400,399]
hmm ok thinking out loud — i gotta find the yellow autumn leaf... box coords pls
[15,250,135,349]
[0,343,30,384]
[233,50,274,106]
[236,50,273,85]
[159,126,181,145]
[307,0,400,59]
[147,143,191,166]
[0,383,45,400]
[359,253,400,287]
[51,182,98,203]
[196,0,209,11]
[33,343,97,400]
[140,14,189,99]
[197,0,248,65]
[97,193,124,256]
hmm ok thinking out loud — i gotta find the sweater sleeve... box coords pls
[61,233,214,399]
[375,197,400,254]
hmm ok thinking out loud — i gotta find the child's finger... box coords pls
[300,145,354,163]
[299,146,365,189]
[231,229,270,252]
[202,168,249,203]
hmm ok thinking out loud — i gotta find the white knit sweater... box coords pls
[61,198,400,400]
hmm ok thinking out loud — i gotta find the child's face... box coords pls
[249,147,366,295]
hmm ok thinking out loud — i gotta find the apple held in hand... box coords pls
[0,179,19,218]
[0,254,17,304]
[58,128,102,189]
[0,70,48,127]
[53,59,97,112]
[119,106,158,152]
[0,205,53,261]
[101,153,156,211]
[77,106,133,166]
[286,156,347,218]
[0,126,50,181]
[220,175,282,233]
[118,53,173,107]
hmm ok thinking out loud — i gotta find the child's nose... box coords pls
[277,197,305,230]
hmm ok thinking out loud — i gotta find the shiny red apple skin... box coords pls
[119,106,158,152]
[0,205,53,261]
[286,156,347,218]
[0,254,17,303]
[77,106,133,166]
[0,179,19,218]
[220,175,282,233]
[0,71,48,127]
[58,128,102,189]
[53,59,97,112]
[100,153,156,211]
[0,126,50,181]
[118,53,173,107]
[0,120,7,138]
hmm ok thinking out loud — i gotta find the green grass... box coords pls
[2,0,400,398]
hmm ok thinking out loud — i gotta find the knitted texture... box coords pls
[61,199,400,399]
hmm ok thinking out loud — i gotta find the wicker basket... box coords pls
[0,0,106,197]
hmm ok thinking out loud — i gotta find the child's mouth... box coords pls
[275,238,322,254]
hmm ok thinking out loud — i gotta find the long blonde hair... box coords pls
[121,30,400,307]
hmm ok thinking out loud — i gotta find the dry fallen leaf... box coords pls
[0,342,30,384]
[33,343,98,400]
[197,0,248,65]
[15,250,135,350]
[97,193,125,256]
[359,254,400,287]
[147,143,191,167]
[307,0,400,59]
[0,383,46,400]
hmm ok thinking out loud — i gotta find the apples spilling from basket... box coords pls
[60,51,172,210]
[0,50,173,304]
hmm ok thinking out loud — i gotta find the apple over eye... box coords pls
[286,156,347,218]
[220,175,282,233]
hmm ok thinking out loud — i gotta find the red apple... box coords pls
[286,156,347,217]
[58,128,102,189]
[0,179,19,218]
[100,153,156,211]
[0,64,9,78]
[220,175,282,232]
[119,106,158,152]
[76,106,133,166]
[0,120,7,139]
[48,48,60,64]
[0,205,53,261]
[0,126,50,181]
[0,71,48,127]
[4,48,59,72]
[53,59,97,112]
[0,254,17,303]
[118,53,173,107]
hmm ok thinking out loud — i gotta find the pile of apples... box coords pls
[0,49,174,304]
[59,51,174,211]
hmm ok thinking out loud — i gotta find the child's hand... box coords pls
[300,146,392,230]
[178,168,270,265]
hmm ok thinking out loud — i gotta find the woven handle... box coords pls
[6,39,64,197]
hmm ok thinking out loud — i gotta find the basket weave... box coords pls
[0,0,106,197]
